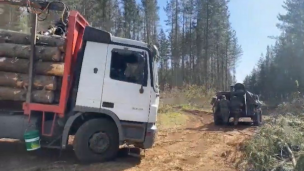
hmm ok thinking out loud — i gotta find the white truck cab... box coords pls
[69,26,159,162]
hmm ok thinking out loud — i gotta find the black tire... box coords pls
[213,111,222,125]
[214,116,221,125]
[73,118,119,163]
[222,115,230,125]
[253,110,262,126]
[213,106,221,125]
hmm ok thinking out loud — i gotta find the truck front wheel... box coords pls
[73,118,119,163]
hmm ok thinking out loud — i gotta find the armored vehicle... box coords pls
[211,83,262,126]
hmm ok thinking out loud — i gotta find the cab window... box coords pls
[110,49,147,86]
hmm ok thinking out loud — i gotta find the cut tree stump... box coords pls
[0,86,55,103]
[0,43,63,62]
[0,71,57,90]
[0,57,64,76]
[0,29,66,52]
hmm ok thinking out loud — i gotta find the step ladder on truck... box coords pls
[0,0,160,162]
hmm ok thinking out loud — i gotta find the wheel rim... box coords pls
[89,132,110,154]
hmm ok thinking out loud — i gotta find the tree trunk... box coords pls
[0,71,57,90]
[0,57,64,76]
[0,86,55,103]
[182,8,185,83]
[0,29,66,52]
[204,0,209,87]
[0,43,63,62]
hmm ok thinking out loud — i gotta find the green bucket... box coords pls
[24,130,41,151]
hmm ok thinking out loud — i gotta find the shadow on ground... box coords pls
[199,121,253,131]
[181,108,255,133]
[0,140,141,171]
[186,121,254,133]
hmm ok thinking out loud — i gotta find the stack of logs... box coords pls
[0,29,66,104]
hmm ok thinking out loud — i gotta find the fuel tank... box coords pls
[0,111,39,140]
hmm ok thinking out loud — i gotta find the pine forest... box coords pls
[0,0,242,92]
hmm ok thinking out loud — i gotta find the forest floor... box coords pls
[0,107,257,171]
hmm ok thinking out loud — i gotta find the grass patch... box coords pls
[157,112,189,130]
[157,84,213,130]
[160,85,214,111]
[240,99,304,171]
[157,103,190,130]
[179,103,212,113]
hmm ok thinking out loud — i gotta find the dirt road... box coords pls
[0,110,256,171]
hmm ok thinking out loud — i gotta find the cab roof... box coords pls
[111,36,148,49]
[83,26,149,50]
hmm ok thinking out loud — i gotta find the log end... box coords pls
[32,90,55,104]
[52,50,64,62]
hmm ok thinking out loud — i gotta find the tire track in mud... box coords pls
[125,110,256,171]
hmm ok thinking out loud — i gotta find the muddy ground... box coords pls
[0,110,256,171]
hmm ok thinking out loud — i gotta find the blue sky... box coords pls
[154,0,286,83]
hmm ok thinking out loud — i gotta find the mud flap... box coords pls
[128,147,145,158]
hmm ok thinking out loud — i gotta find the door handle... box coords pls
[93,68,98,74]
[139,86,144,94]
[156,94,160,97]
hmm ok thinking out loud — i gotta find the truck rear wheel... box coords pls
[73,118,119,163]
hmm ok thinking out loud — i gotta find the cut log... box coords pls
[0,57,64,76]
[0,71,57,90]
[0,29,66,52]
[0,87,55,104]
[36,62,65,77]
[0,43,63,62]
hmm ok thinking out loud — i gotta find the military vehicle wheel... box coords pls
[253,110,262,126]
[214,115,222,125]
[213,106,221,125]
[213,110,222,125]
[222,116,230,125]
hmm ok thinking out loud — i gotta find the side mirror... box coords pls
[139,68,145,94]
[149,44,160,61]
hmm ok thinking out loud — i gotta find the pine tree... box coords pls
[0,0,241,92]
[158,29,170,89]
[245,0,304,102]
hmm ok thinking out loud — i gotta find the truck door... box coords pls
[101,45,151,123]
[75,42,108,109]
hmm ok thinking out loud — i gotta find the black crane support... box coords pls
[26,13,37,103]
[0,1,66,11]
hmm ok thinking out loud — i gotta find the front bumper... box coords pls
[143,124,157,149]
[121,122,157,149]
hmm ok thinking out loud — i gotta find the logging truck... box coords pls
[0,1,159,162]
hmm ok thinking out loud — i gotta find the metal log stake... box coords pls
[26,13,37,103]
